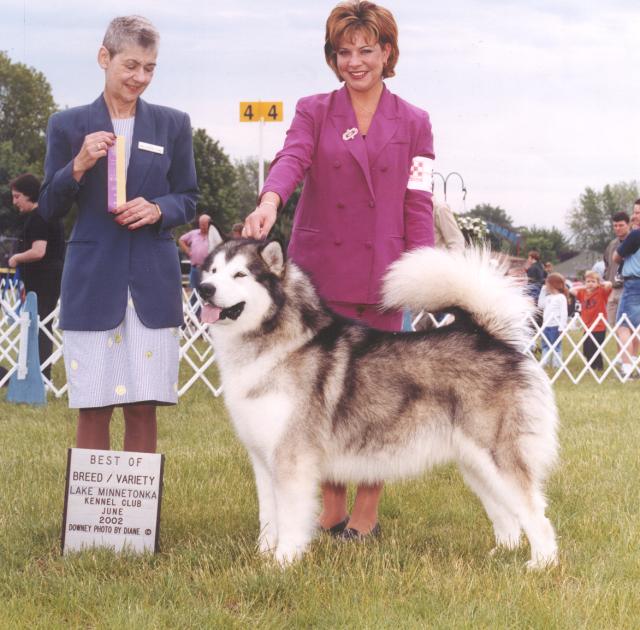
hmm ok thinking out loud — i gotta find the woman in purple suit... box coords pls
[243,0,435,539]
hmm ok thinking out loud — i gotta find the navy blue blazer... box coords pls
[38,95,198,331]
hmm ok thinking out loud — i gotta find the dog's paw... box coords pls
[274,545,304,567]
[490,534,522,554]
[525,553,558,571]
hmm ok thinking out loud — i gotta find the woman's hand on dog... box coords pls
[243,194,280,239]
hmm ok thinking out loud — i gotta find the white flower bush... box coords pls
[455,215,489,245]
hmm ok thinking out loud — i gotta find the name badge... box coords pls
[138,141,164,155]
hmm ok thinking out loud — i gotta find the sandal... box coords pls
[320,516,350,537]
[339,523,381,541]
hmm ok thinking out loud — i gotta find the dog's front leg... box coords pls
[249,452,278,555]
[272,450,319,566]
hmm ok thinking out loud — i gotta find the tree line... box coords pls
[0,51,298,246]
[1,51,637,260]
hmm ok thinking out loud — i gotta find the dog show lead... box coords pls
[242,1,435,541]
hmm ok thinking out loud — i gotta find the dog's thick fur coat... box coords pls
[199,229,559,569]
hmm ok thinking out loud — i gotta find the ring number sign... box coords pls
[240,102,283,122]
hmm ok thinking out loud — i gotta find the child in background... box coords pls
[538,272,569,368]
[570,271,612,370]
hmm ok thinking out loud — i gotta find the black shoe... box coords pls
[339,523,381,541]
[321,516,350,537]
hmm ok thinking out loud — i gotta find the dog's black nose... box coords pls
[198,283,215,300]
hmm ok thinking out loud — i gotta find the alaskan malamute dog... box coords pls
[199,226,559,569]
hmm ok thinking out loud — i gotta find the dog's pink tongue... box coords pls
[200,304,222,324]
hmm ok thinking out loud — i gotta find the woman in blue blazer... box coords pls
[38,16,197,453]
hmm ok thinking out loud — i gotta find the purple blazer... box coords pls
[263,84,434,304]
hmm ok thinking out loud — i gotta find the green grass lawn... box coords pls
[1,378,639,629]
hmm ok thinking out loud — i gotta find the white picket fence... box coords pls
[412,309,640,384]
[1,278,640,398]
[0,282,222,399]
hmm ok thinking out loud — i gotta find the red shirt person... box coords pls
[571,271,612,370]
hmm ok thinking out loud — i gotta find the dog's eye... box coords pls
[210,268,217,274]
[234,271,247,279]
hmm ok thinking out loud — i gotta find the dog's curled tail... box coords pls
[382,247,534,348]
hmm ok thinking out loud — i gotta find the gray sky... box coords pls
[2,0,638,229]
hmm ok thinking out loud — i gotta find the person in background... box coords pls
[524,249,546,302]
[8,173,64,380]
[37,16,198,452]
[591,259,606,280]
[538,272,569,369]
[433,200,465,252]
[613,211,640,379]
[242,0,435,539]
[230,223,244,239]
[570,270,612,371]
[603,211,630,325]
[631,199,640,229]
[179,213,211,296]
[544,261,553,275]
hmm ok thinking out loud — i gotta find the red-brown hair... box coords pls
[324,1,399,81]
[546,272,569,298]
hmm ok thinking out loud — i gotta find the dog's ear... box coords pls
[260,241,285,276]
[207,224,225,252]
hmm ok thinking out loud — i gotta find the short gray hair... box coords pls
[102,15,159,56]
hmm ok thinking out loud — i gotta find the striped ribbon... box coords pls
[107,136,126,212]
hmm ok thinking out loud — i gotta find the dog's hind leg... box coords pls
[456,438,557,569]
[249,452,278,555]
[271,448,319,566]
[475,470,558,569]
[517,488,558,570]
[459,464,522,551]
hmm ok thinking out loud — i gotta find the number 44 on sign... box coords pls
[239,101,284,192]
[239,101,283,122]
